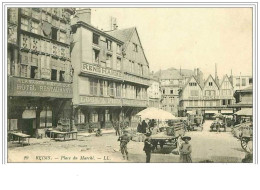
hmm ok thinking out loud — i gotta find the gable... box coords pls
[181,76,202,99]
[203,75,218,90]
[220,75,233,90]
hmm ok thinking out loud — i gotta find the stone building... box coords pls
[147,74,161,108]
[70,9,150,130]
[7,8,75,137]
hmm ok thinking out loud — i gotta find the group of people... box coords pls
[117,121,192,163]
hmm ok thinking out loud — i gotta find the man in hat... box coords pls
[179,136,192,163]
[118,129,131,160]
[143,132,153,163]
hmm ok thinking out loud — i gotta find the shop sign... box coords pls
[82,62,123,80]
[123,99,148,107]
[80,96,122,106]
[8,77,73,98]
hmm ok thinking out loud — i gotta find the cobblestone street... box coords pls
[8,120,247,163]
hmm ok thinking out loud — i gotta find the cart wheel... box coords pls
[241,138,248,151]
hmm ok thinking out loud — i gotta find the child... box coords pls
[179,136,192,163]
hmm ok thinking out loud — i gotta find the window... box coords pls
[21,18,29,31]
[194,101,198,106]
[116,57,121,70]
[209,82,213,86]
[106,54,112,68]
[93,49,100,64]
[106,39,112,51]
[31,21,39,34]
[108,82,115,96]
[236,78,240,86]
[93,33,99,45]
[133,43,138,52]
[100,80,104,96]
[189,82,197,86]
[228,99,231,105]
[105,110,110,121]
[162,89,165,94]
[30,66,38,79]
[59,32,66,43]
[242,78,246,86]
[117,44,121,54]
[90,79,98,95]
[222,100,226,105]
[91,112,98,122]
[77,109,85,124]
[51,27,58,40]
[170,90,173,94]
[249,78,253,84]
[59,71,65,82]
[116,83,121,97]
[21,64,28,77]
[51,69,57,81]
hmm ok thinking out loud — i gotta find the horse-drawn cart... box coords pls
[150,122,185,151]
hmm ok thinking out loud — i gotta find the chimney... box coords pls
[111,17,118,30]
[76,8,91,24]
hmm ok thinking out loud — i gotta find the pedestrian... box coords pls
[141,120,148,134]
[143,132,153,163]
[137,120,142,133]
[95,128,102,136]
[179,136,192,163]
[112,120,120,136]
[118,129,131,160]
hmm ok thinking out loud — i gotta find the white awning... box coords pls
[205,110,218,114]
[22,110,36,119]
[187,110,196,114]
[221,110,233,114]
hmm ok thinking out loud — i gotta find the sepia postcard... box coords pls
[4,3,256,164]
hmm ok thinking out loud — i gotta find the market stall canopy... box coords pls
[234,108,253,116]
[136,107,177,120]
[205,110,218,114]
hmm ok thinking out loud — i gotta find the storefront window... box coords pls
[91,112,98,122]
[40,109,52,128]
[77,109,85,124]
[105,110,110,121]
[116,83,121,97]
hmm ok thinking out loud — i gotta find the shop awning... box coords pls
[234,108,253,116]
[221,110,233,114]
[187,110,196,114]
[205,110,218,114]
[22,109,36,119]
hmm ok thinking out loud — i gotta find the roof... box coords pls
[235,85,253,93]
[203,74,219,89]
[219,74,234,89]
[182,75,203,90]
[106,27,135,44]
[154,68,193,80]
[106,27,149,67]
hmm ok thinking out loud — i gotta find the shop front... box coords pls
[8,76,73,137]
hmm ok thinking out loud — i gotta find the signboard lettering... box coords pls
[80,96,121,105]
[82,62,122,79]
[8,77,73,98]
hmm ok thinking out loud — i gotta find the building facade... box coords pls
[71,9,150,131]
[147,76,161,108]
[230,75,253,91]
[179,74,235,117]
[7,8,74,137]
[232,86,253,111]
[156,68,197,116]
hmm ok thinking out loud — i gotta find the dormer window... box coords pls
[209,82,213,86]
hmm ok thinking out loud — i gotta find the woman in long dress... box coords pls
[179,136,192,163]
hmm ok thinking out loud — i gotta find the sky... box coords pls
[90,8,252,79]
